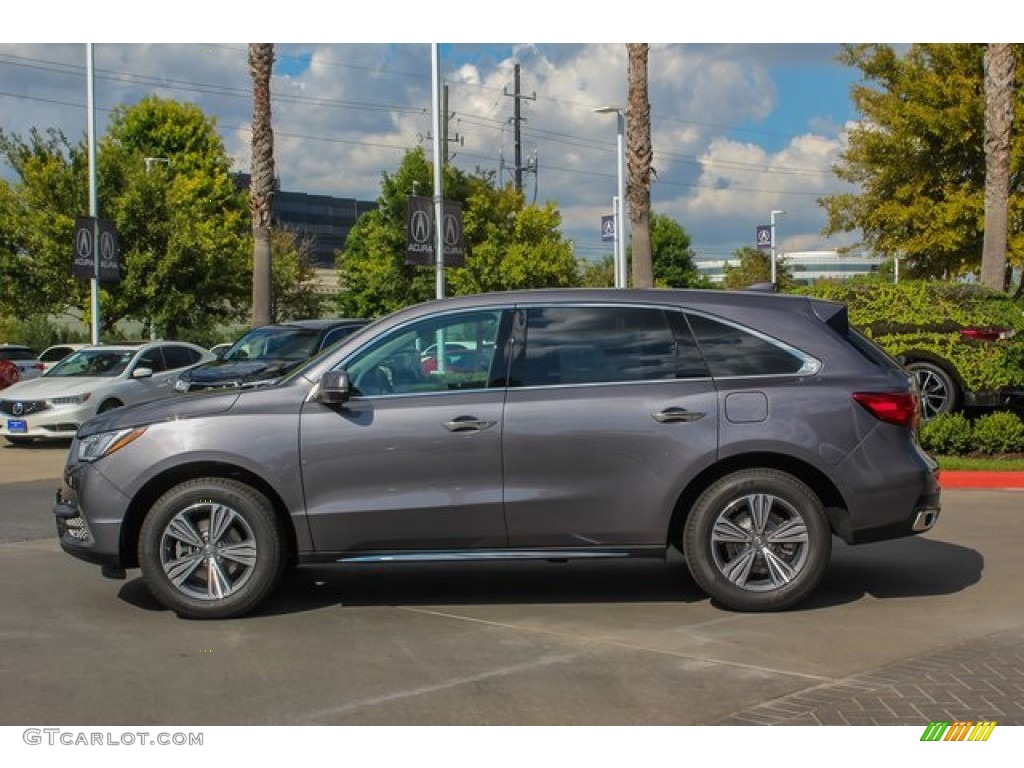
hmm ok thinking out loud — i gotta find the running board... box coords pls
[336,548,655,564]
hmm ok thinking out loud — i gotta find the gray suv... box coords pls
[54,289,940,619]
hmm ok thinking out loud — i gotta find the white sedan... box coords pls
[0,341,212,445]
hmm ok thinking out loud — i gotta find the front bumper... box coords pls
[54,460,132,569]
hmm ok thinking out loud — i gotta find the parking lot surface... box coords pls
[1,441,1022,725]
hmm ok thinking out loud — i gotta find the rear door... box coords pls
[501,303,719,548]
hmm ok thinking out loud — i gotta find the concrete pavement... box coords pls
[0,441,1022,725]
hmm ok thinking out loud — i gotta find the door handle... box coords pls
[442,416,497,433]
[653,407,705,423]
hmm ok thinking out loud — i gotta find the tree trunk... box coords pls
[626,43,653,288]
[249,43,275,326]
[981,44,1014,291]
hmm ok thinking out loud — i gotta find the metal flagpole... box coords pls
[431,44,445,300]
[86,43,100,344]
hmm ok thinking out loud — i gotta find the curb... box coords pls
[939,471,1024,489]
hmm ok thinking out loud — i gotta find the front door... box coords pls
[301,308,513,553]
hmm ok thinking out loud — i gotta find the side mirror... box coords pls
[132,367,154,379]
[317,369,351,404]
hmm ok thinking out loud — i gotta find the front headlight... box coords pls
[77,427,147,462]
[48,393,92,406]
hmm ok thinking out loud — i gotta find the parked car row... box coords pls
[1,321,371,446]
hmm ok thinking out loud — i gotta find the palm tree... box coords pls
[626,43,653,288]
[981,43,1014,291]
[249,43,275,326]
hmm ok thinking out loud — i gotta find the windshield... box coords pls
[47,348,134,378]
[222,327,320,362]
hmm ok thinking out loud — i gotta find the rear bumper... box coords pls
[964,388,1024,409]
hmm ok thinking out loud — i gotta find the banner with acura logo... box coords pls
[404,196,465,267]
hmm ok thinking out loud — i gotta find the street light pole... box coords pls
[594,106,627,288]
[770,209,786,286]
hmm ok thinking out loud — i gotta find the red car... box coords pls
[0,359,19,390]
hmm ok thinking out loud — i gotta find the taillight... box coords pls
[960,327,1015,342]
[853,391,921,429]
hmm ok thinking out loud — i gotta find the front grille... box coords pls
[0,400,49,416]
[185,381,240,392]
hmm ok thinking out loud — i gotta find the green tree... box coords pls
[649,212,702,287]
[0,128,90,319]
[338,147,577,316]
[724,247,796,290]
[578,254,615,287]
[99,97,250,338]
[271,229,326,321]
[1,98,252,339]
[822,44,1024,281]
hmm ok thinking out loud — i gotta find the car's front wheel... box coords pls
[683,469,831,612]
[138,478,285,619]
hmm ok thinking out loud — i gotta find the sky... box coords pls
[0,2,996,266]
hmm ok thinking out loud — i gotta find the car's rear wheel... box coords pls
[905,360,959,421]
[683,469,831,612]
[138,478,285,619]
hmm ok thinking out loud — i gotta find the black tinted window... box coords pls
[515,306,691,386]
[321,325,362,349]
[687,313,807,377]
[162,345,200,370]
[136,348,168,373]
[0,347,35,361]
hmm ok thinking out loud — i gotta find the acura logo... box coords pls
[443,212,461,247]
[410,210,431,244]
[12,402,23,416]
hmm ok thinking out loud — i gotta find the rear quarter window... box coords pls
[686,313,814,377]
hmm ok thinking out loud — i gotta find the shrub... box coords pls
[971,412,1024,455]
[796,280,1024,393]
[919,412,974,455]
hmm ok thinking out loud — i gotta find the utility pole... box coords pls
[503,63,535,193]
[425,84,463,166]
[440,84,463,165]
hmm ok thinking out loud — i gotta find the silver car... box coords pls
[54,289,940,619]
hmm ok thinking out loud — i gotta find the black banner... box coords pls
[404,196,465,267]
[72,217,121,282]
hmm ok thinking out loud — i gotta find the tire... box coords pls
[138,477,285,619]
[97,399,123,414]
[905,360,959,421]
[683,469,831,612]
[5,436,35,446]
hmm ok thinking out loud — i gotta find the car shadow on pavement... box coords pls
[115,536,984,618]
[1,438,72,451]
[797,536,984,611]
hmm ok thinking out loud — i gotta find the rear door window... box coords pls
[512,305,707,386]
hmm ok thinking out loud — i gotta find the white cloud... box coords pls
[1,41,864,260]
